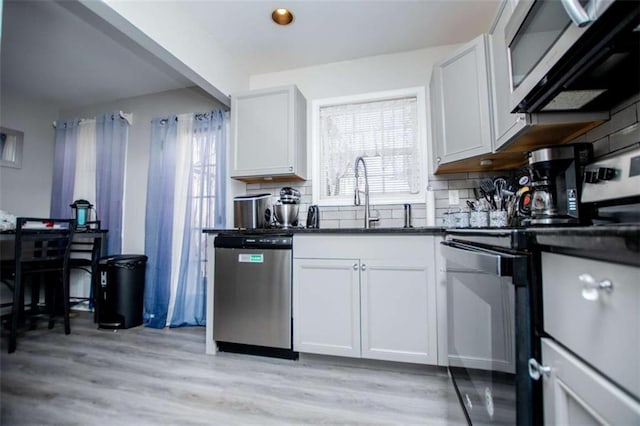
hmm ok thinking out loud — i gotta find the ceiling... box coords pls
[194,1,501,74]
[0,0,194,110]
[1,0,500,111]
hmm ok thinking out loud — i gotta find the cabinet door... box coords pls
[489,0,528,150]
[541,338,640,425]
[431,34,493,167]
[293,258,361,357]
[429,66,445,173]
[360,259,437,364]
[231,85,306,179]
[542,252,640,398]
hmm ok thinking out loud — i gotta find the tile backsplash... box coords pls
[246,172,513,228]
[245,95,639,228]
[245,181,429,228]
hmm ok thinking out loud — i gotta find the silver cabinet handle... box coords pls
[464,393,473,410]
[353,263,359,271]
[528,358,551,380]
[560,0,592,27]
[361,264,367,271]
[436,157,441,164]
[579,273,613,301]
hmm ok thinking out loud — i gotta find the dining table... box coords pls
[0,227,109,316]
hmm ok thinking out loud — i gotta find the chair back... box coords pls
[15,218,75,274]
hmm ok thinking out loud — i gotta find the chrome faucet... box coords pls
[354,156,379,229]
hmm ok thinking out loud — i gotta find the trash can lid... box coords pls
[99,254,148,265]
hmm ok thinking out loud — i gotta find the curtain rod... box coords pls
[157,111,222,124]
[52,111,132,128]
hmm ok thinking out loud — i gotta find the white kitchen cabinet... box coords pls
[231,85,307,181]
[489,0,525,150]
[536,251,640,425]
[542,252,640,398]
[360,259,434,364]
[293,258,360,357]
[541,338,640,425]
[293,235,438,365]
[430,34,493,171]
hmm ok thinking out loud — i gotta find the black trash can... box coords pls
[97,255,147,329]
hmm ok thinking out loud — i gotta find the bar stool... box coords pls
[68,221,102,321]
[3,217,74,353]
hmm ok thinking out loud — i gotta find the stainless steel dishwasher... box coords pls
[213,233,296,359]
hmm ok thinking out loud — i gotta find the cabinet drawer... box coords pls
[541,338,640,425]
[542,252,640,398]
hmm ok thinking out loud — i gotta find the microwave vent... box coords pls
[542,90,607,111]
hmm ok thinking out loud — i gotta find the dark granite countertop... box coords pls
[531,223,639,238]
[531,224,639,266]
[203,226,445,236]
[441,225,639,265]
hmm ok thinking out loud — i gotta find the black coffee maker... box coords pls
[528,143,593,225]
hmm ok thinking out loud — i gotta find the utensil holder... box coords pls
[443,212,456,228]
[454,211,470,228]
[490,210,508,227]
[470,210,489,228]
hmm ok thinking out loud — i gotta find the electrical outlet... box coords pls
[448,190,460,205]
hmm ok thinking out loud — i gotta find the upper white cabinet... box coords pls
[231,85,307,181]
[293,235,438,365]
[428,1,608,173]
[430,34,493,171]
[489,0,525,150]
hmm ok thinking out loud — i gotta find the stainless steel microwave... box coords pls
[505,0,640,113]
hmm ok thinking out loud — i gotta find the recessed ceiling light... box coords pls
[272,8,294,26]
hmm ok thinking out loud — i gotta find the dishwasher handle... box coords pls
[441,240,526,277]
[214,234,292,249]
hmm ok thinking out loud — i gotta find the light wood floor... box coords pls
[1,312,466,425]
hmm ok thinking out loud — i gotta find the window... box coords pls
[312,87,427,206]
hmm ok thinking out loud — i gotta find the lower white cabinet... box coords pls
[538,251,640,425]
[293,235,438,365]
[360,259,433,363]
[541,338,640,425]
[293,258,360,357]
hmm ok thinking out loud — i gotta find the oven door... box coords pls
[442,241,533,425]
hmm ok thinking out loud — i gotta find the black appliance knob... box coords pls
[596,167,616,181]
[584,170,599,183]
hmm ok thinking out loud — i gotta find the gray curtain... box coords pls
[144,116,178,329]
[50,119,80,217]
[96,113,128,254]
[170,110,227,327]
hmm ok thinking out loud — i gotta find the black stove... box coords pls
[443,146,640,425]
[532,145,640,266]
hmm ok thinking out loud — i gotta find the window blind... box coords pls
[318,96,421,202]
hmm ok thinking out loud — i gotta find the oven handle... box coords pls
[441,240,526,277]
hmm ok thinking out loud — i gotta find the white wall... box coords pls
[0,93,59,216]
[61,86,225,253]
[250,45,458,99]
